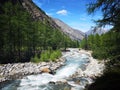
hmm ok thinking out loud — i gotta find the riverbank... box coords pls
[0,58,66,83]
[0,48,106,90]
[0,48,105,85]
[78,49,105,78]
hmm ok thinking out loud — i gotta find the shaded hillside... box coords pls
[53,18,85,41]
[0,0,60,29]
[21,0,60,29]
[0,0,79,63]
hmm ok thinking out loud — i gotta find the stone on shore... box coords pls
[0,57,66,83]
[40,67,51,73]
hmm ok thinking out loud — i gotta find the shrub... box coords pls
[30,54,40,63]
[31,50,62,63]
[40,50,51,62]
[50,50,61,61]
[50,50,62,61]
[92,48,108,60]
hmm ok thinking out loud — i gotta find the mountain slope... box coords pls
[0,0,82,63]
[86,27,106,35]
[53,18,85,41]
[21,0,60,29]
[21,0,84,41]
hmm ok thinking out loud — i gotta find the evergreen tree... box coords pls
[0,1,78,63]
[87,0,120,30]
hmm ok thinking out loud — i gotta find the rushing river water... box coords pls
[1,49,93,90]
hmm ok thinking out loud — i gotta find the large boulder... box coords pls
[40,67,51,73]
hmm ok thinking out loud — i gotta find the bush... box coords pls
[40,50,51,62]
[31,50,62,63]
[30,54,40,63]
[92,48,108,60]
[50,50,62,61]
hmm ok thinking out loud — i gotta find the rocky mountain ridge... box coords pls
[86,27,107,35]
[53,18,85,41]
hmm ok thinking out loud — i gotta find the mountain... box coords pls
[86,27,106,35]
[53,18,85,41]
[21,0,60,29]
[1,0,84,63]
[0,0,60,30]
[21,0,84,41]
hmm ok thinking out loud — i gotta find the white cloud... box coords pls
[56,9,68,15]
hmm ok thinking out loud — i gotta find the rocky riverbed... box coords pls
[0,49,105,90]
[0,58,66,83]
[78,49,105,78]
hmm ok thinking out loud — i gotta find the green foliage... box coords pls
[86,0,120,89]
[50,50,62,61]
[79,38,86,50]
[31,50,62,63]
[30,54,40,63]
[80,30,120,90]
[40,50,51,62]
[80,30,120,60]
[92,48,108,60]
[87,0,120,29]
[80,31,120,90]
[0,1,78,64]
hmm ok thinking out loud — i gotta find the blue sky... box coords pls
[32,0,109,32]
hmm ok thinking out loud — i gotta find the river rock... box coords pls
[56,79,68,84]
[0,57,65,83]
[71,87,76,90]
[40,62,47,66]
[74,79,80,85]
[40,67,51,73]
[49,81,56,84]
[64,86,71,90]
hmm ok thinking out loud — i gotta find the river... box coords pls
[1,48,104,90]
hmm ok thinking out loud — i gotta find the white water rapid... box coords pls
[1,48,104,90]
